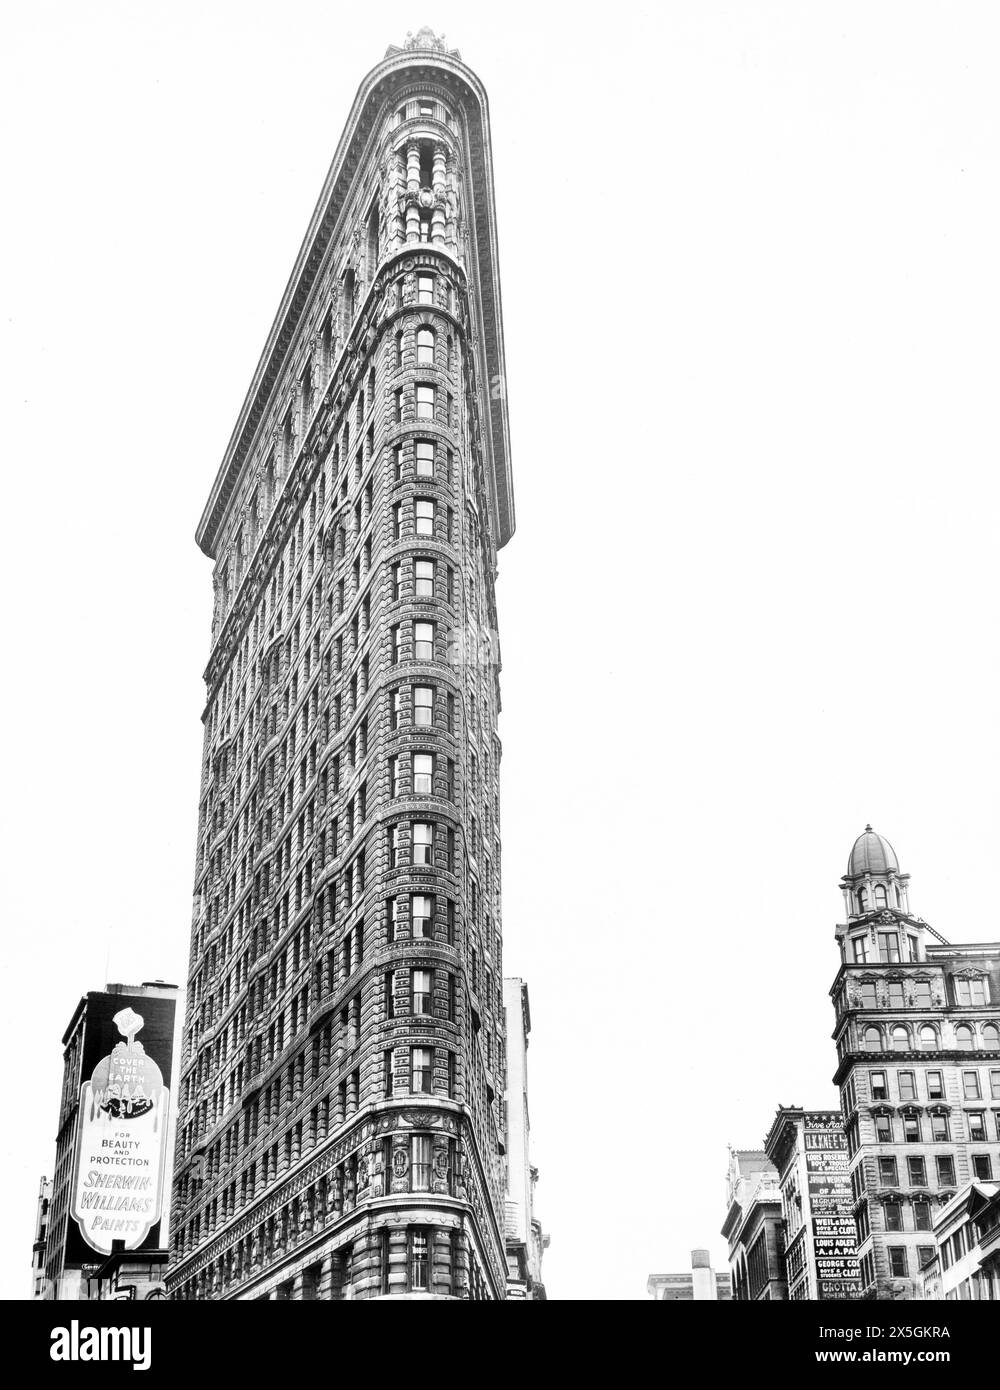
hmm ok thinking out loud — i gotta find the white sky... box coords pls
[2,1,999,1302]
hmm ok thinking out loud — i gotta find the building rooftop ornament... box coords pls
[386,27,461,59]
[846,824,900,879]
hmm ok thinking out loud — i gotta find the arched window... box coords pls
[919,1024,937,1050]
[416,327,435,366]
[955,1025,975,1050]
[864,1026,882,1051]
[874,885,888,908]
[891,1025,910,1052]
[982,1024,1000,1050]
[857,888,868,913]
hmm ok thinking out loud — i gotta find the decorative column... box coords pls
[431,144,448,245]
[405,145,421,242]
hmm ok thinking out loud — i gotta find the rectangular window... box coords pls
[931,1113,950,1141]
[413,753,434,796]
[415,558,435,597]
[927,1070,944,1100]
[887,1247,908,1278]
[917,1246,935,1270]
[955,977,988,1006]
[411,1047,433,1094]
[415,499,435,537]
[417,275,434,306]
[414,621,434,661]
[878,932,900,964]
[898,1071,916,1101]
[853,938,870,964]
[972,1154,993,1181]
[887,981,905,1008]
[860,982,878,1008]
[411,893,433,938]
[412,822,433,866]
[383,1049,394,1099]
[411,969,433,1015]
[390,755,402,798]
[936,1155,956,1186]
[878,1156,898,1186]
[415,440,435,477]
[414,685,434,727]
[411,1135,432,1192]
[963,1071,982,1100]
[968,1112,987,1142]
[870,1071,888,1101]
[884,1201,903,1232]
[903,1115,920,1143]
[391,624,403,664]
[907,1156,927,1186]
[912,980,931,1006]
[410,1229,429,1290]
[914,1200,932,1231]
[875,1114,893,1142]
[416,385,435,421]
[392,562,404,602]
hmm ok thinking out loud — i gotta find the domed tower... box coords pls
[841,825,911,919]
[830,826,1000,1301]
[836,826,922,966]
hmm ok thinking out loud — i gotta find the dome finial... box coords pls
[864,823,873,833]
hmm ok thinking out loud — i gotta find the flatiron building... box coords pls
[167,28,515,1300]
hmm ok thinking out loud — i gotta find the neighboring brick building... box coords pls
[830,827,1000,1299]
[166,28,516,1300]
[722,1149,788,1299]
[764,1107,861,1300]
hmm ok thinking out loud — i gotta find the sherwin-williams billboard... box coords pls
[68,992,175,1262]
